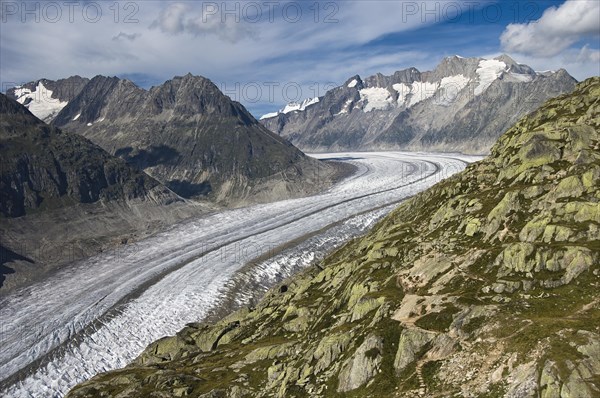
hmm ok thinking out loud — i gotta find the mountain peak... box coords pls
[493,53,518,65]
[171,73,210,83]
[5,76,90,122]
[344,75,362,88]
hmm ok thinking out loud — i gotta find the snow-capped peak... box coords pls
[13,81,68,122]
[260,97,320,120]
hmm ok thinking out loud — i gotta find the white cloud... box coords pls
[112,32,141,42]
[149,2,258,43]
[149,2,188,34]
[500,0,600,57]
[1,1,473,85]
[576,44,600,64]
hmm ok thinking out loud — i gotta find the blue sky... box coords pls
[1,0,599,117]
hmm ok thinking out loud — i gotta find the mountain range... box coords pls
[261,55,578,154]
[67,76,600,398]
[8,74,337,204]
[1,75,340,292]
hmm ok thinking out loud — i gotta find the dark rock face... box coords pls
[52,74,330,203]
[0,94,176,218]
[261,55,578,154]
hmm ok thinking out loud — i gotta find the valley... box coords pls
[2,2,598,396]
[0,152,478,397]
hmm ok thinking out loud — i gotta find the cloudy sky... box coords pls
[1,0,599,116]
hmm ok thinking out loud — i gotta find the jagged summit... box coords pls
[49,74,335,203]
[5,76,89,122]
[261,55,577,153]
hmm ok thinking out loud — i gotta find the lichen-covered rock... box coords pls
[464,217,482,237]
[394,328,436,373]
[552,175,585,199]
[519,214,552,242]
[313,334,353,373]
[337,335,384,392]
[505,361,538,398]
[495,242,536,273]
[350,297,385,322]
[485,191,520,239]
[540,361,562,398]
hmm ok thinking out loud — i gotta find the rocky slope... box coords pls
[261,55,577,154]
[0,93,180,218]
[5,76,89,122]
[67,77,600,398]
[0,94,202,292]
[51,74,336,204]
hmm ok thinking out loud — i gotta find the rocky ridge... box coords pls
[0,93,178,218]
[261,55,577,154]
[5,76,89,122]
[50,74,336,205]
[67,77,599,397]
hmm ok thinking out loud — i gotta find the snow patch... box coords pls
[13,82,68,122]
[336,99,354,115]
[392,83,411,107]
[509,73,534,82]
[347,79,358,88]
[260,97,320,120]
[86,123,93,126]
[282,97,320,114]
[437,75,470,106]
[73,113,81,121]
[475,59,507,96]
[259,112,279,120]
[359,87,394,112]
[407,81,438,107]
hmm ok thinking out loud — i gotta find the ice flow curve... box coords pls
[0,152,479,397]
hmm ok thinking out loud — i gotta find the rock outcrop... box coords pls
[261,55,577,154]
[67,77,600,397]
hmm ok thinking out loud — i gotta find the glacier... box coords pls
[0,152,481,397]
[13,82,68,122]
